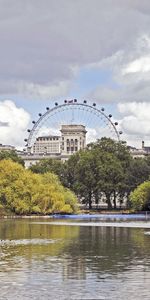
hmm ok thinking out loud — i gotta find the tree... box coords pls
[64,138,131,209]
[73,150,97,209]
[125,157,150,206]
[0,150,25,166]
[0,160,78,215]
[29,158,66,184]
[96,152,125,209]
[130,181,150,211]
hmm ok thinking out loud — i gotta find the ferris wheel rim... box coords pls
[25,101,122,148]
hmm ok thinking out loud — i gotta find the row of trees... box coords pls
[30,138,150,211]
[1,138,150,212]
[0,159,78,215]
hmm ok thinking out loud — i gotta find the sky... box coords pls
[1,0,150,148]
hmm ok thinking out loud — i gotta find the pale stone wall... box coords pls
[32,136,61,154]
[61,124,86,155]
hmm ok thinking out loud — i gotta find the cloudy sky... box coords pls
[1,0,150,148]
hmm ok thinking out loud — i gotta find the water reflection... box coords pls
[0,218,150,299]
[62,226,150,278]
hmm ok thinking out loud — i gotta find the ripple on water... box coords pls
[144,231,150,235]
[0,239,60,246]
[31,220,150,229]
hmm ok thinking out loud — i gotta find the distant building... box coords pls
[30,124,86,157]
[32,136,61,154]
[0,143,15,151]
[22,124,87,167]
[60,124,87,157]
[142,140,150,154]
[128,141,150,158]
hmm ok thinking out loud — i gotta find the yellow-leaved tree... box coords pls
[0,159,78,215]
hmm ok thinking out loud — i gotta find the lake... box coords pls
[0,217,150,300]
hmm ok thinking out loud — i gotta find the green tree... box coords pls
[29,158,66,184]
[73,150,97,209]
[64,138,131,209]
[96,152,125,209]
[0,160,78,215]
[125,158,150,207]
[130,181,150,211]
[0,150,25,166]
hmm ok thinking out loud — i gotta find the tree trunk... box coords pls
[113,191,117,209]
[88,191,92,210]
[106,193,112,210]
[95,192,99,209]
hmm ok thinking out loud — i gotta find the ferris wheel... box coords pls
[24,99,122,151]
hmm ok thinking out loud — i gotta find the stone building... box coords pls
[32,124,87,156]
[60,124,87,156]
[23,124,87,167]
[32,136,61,154]
[0,143,15,151]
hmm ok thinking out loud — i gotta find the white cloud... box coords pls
[0,100,30,148]
[117,102,150,147]
[86,126,119,144]
[123,56,150,74]
[88,32,150,104]
[1,1,150,147]
[1,1,150,100]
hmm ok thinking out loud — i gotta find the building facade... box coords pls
[22,124,87,167]
[0,143,15,151]
[32,136,61,154]
[31,124,87,156]
[61,124,87,156]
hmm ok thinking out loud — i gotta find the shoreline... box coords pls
[0,211,150,219]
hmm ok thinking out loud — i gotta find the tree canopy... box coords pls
[62,138,132,209]
[130,181,150,211]
[0,159,78,215]
[28,138,150,210]
[0,150,25,166]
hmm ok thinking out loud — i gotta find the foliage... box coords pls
[126,158,150,190]
[0,150,25,166]
[27,138,150,210]
[0,159,78,215]
[63,138,132,209]
[29,158,65,182]
[130,181,150,211]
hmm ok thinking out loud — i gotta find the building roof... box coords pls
[36,135,60,139]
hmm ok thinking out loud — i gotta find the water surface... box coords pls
[0,217,150,299]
